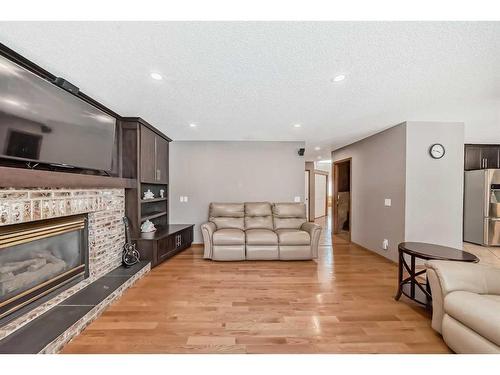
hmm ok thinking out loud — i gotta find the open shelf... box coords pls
[140,211,167,222]
[141,198,167,204]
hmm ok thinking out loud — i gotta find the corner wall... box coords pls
[332,124,407,261]
[170,141,305,243]
[404,121,465,249]
[332,121,465,262]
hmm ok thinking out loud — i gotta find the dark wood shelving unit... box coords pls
[141,198,167,204]
[140,211,167,222]
[133,224,194,267]
[120,117,193,267]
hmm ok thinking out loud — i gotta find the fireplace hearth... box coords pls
[0,215,88,319]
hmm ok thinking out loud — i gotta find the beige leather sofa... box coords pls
[201,202,321,261]
[426,260,500,353]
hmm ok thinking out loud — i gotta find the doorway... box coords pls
[304,170,310,221]
[333,158,351,242]
[314,172,328,219]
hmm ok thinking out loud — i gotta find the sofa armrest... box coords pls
[426,260,500,296]
[201,222,216,259]
[301,222,322,259]
[425,260,500,334]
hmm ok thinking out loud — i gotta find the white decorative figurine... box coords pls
[159,189,165,198]
[141,219,156,233]
[143,189,155,200]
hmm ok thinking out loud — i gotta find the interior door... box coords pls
[314,173,327,218]
[333,159,351,242]
[305,171,310,221]
[140,125,156,183]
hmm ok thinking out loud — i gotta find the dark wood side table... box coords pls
[395,242,479,308]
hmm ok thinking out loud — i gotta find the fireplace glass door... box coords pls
[0,215,87,319]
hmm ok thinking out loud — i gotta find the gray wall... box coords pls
[405,121,465,249]
[332,124,407,261]
[332,121,465,262]
[170,141,305,243]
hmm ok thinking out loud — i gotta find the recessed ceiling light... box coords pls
[332,74,346,82]
[150,72,163,80]
[189,123,197,128]
[293,124,301,128]
[314,146,321,151]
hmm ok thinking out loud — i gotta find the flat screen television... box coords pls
[0,54,116,172]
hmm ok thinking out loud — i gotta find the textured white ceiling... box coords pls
[1,21,499,160]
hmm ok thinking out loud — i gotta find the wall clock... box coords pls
[429,143,445,159]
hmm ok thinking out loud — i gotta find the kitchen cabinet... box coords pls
[464,144,500,170]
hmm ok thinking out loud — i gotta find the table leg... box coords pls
[394,249,403,300]
[410,255,415,298]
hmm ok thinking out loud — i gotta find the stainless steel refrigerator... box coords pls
[464,169,500,246]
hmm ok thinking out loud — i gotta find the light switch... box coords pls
[384,198,391,207]
[184,196,188,202]
[180,196,184,202]
[294,196,301,202]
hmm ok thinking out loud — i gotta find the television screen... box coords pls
[0,54,116,171]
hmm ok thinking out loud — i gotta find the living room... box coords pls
[1,2,500,374]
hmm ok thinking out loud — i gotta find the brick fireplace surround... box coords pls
[0,187,150,353]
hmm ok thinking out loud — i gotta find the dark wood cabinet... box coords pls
[464,144,500,170]
[134,224,194,267]
[481,146,499,169]
[140,125,157,183]
[140,125,169,184]
[156,136,169,184]
[120,117,192,268]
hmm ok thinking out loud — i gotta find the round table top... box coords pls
[398,242,479,262]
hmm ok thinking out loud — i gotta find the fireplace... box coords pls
[0,214,88,319]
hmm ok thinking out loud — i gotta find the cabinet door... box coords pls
[464,145,482,170]
[140,126,157,182]
[481,146,499,169]
[156,136,169,183]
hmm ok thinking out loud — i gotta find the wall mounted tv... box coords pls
[0,54,116,172]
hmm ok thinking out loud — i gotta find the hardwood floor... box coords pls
[62,215,450,354]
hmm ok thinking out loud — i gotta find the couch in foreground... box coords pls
[426,260,500,353]
[201,202,321,261]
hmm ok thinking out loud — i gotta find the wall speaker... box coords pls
[53,77,80,95]
[298,148,305,156]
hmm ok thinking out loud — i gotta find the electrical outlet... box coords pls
[180,196,183,202]
[384,198,392,207]
[382,239,389,250]
[294,196,301,202]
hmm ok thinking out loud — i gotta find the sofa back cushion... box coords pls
[272,203,307,230]
[209,203,244,230]
[244,202,273,230]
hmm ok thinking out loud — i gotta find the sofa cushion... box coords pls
[245,229,278,245]
[210,203,244,217]
[209,203,245,230]
[444,291,500,345]
[211,217,244,230]
[272,203,306,229]
[273,203,306,218]
[275,229,310,245]
[213,229,245,245]
[245,202,272,216]
[245,216,273,230]
[244,202,273,230]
